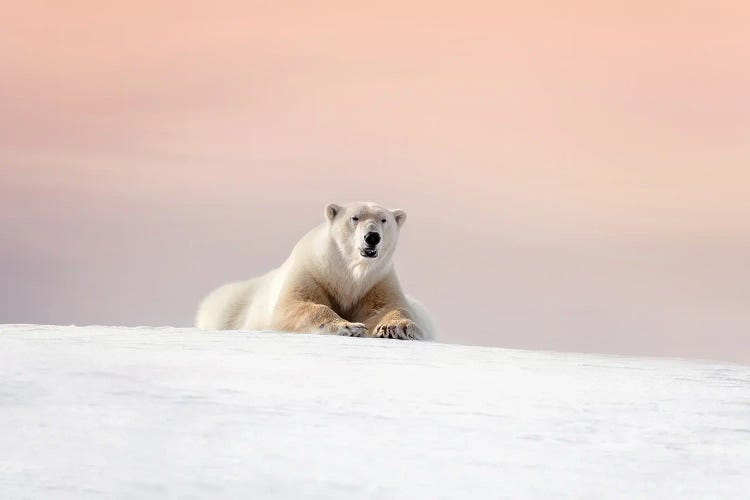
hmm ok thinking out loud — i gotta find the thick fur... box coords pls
[196,202,435,340]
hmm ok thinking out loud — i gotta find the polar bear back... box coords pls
[195,279,258,330]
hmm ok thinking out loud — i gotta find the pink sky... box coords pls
[2,1,749,361]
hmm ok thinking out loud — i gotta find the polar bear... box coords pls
[195,202,436,340]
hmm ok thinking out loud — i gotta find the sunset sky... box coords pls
[2,1,749,361]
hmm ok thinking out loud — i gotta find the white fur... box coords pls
[196,202,436,340]
[404,295,438,341]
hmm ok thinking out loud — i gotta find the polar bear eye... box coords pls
[351,217,359,222]
[381,219,387,223]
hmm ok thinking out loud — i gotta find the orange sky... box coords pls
[2,1,749,361]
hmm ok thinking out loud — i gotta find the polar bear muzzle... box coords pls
[360,231,381,258]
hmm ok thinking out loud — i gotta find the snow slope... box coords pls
[1,325,749,499]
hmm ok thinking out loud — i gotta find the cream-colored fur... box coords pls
[196,202,436,340]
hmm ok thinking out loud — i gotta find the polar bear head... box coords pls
[325,202,406,266]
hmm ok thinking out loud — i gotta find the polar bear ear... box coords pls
[392,209,407,228]
[325,203,343,222]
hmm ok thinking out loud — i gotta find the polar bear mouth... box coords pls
[360,248,378,258]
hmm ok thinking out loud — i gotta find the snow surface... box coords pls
[1,325,749,499]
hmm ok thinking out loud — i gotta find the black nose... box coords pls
[364,232,381,247]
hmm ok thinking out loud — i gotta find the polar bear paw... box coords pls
[323,321,367,337]
[373,319,422,340]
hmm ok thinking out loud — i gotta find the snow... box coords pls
[1,325,749,499]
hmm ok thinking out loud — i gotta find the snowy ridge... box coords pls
[1,325,749,499]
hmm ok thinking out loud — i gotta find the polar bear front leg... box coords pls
[276,301,367,337]
[371,308,424,340]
